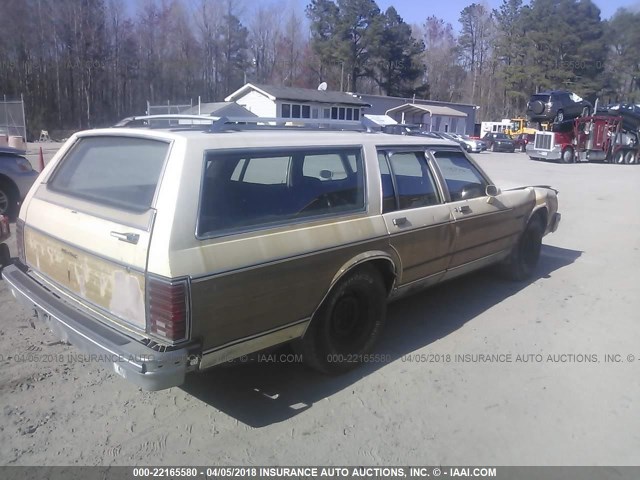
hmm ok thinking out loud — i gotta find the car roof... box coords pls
[0,146,26,156]
[536,90,572,95]
[75,127,461,150]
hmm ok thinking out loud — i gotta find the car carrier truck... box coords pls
[527,113,639,164]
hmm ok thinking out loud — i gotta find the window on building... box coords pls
[292,104,301,118]
[302,105,311,119]
[282,104,291,118]
[331,107,338,120]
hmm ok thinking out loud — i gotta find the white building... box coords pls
[224,83,370,121]
[385,103,469,134]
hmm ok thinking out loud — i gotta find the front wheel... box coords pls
[297,265,387,374]
[499,217,544,281]
[561,147,574,164]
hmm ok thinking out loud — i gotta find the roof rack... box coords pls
[113,115,369,132]
[113,114,221,128]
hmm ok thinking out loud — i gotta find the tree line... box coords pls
[0,0,638,139]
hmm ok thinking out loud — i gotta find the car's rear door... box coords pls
[21,134,171,333]
[430,149,534,276]
[377,148,454,287]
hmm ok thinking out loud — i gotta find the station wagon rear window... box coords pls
[198,147,365,236]
[49,136,169,211]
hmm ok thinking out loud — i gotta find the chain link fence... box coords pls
[0,95,27,140]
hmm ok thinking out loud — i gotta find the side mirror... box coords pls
[486,185,500,197]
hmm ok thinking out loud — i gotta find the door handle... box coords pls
[392,217,408,226]
[110,231,140,245]
[455,205,471,214]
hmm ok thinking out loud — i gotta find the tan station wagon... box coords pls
[4,116,560,390]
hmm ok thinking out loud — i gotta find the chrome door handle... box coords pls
[392,217,408,226]
[110,231,140,245]
[455,205,471,214]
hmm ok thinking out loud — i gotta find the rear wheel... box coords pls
[298,264,387,374]
[624,150,636,164]
[561,147,574,164]
[0,242,9,268]
[613,150,625,164]
[499,216,544,281]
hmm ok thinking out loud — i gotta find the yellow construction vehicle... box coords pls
[505,118,538,135]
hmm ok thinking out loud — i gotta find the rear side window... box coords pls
[49,136,169,211]
[198,147,365,236]
[387,151,440,210]
[530,94,550,103]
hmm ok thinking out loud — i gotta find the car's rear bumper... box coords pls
[3,264,193,391]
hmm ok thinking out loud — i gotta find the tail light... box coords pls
[147,277,190,343]
[16,218,25,263]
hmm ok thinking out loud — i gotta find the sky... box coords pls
[373,0,640,30]
[275,0,640,32]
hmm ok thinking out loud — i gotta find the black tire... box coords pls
[613,150,625,164]
[499,216,544,281]
[0,179,16,218]
[623,150,635,164]
[554,110,564,123]
[561,147,574,164]
[530,100,545,115]
[298,264,387,374]
[0,243,10,268]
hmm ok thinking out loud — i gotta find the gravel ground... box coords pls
[0,150,639,466]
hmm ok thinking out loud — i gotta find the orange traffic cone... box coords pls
[38,146,45,172]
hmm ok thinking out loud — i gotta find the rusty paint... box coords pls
[24,227,146,328]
